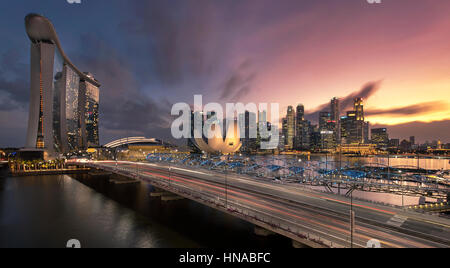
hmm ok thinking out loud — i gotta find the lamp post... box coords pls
[168,153,171,188]
[350,190,355,249]
[225,165,228,209]
[402,178,405,209]
[349,182,355,248]
[387,153,390,183]
[136,161,139,179]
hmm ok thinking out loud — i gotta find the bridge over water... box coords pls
[72,160,450,248]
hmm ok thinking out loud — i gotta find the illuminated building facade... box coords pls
[330,97,340,144]
[240,111,258,153]
[285,106,295,150]
[341,98,368,144]
[80,73,100,148]
[24,14,101,156]
[294,104,305,149]
[354,97,364,121]
[371,128,389,148]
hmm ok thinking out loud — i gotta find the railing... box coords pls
[142,153,450,199]
[87,162,345,248]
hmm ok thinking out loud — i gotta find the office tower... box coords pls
[281,118,288,150]
[389,139,400,149]
[330,97,340,144]
[400,139,412,152]
[79,72,100,148]
[330,98,340,124]
[354,97,364,121]
[310,124,320,149]
[371,128,389,148]
[354,98,365,143]
[25,14,101,155]
[295,104,305,149]
[240,111,258,153]
[410,136,415,145]
[341,111,358,144]
[296,104,305,122]
[318,111,336,149]
[319,112,331,130]
[285,106,295,150]
[340,98,368,144]
[364,122,370,144]
[301,120,312,149]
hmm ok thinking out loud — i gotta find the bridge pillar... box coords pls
[419,196,426,205]
[150,188,184,201]
[292,240,308,248]
[161,193,184,202]
[254,226,275,237]
[150,191,165,197]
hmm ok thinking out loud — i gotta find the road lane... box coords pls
[94,161,450,248]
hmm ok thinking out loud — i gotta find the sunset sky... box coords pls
[0,0,449,146]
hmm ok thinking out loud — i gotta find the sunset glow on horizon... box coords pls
[227,1,450,127]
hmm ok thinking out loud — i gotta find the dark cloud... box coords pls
[219,60,256,101]
[119,0,227,86]
[0,48,29,110]
[338,81,382,112]
[305,81,382,122]
[366,101,448,116]
[72,34,174,144]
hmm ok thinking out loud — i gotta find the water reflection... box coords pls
[0,174,291,248]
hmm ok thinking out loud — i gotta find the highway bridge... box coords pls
[74,160,450,248]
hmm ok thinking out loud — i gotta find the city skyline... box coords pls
[0,0,449,147]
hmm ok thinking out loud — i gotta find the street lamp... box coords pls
[350,185,355,248]
[168,154,171,188]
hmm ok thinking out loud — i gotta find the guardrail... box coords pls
[84,162,345,248]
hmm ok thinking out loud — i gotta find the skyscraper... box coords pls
[295,104,305,149]
[410,136,415,146]
[341,98,367,144]
[318,111,336,149]
[79,73,100,148]
[354,97,364,121]
[24,14,101,156]
[341,111,361,144]
[364,122,370,144]
[319,111,331,130]
[330,97,340,144]
[240,111,258,153]
[330,98,340,124]
[371,128,389,148]
[285,106,295,150]
[281,117,288,150]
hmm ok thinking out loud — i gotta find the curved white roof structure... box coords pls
[104,137,165,148]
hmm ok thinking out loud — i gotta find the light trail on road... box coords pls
[91,161,450,248]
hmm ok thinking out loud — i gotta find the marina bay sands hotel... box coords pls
[24,14,100,157]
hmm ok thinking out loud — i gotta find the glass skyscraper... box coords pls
[80,73,100,148]
[285,106,295,150]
